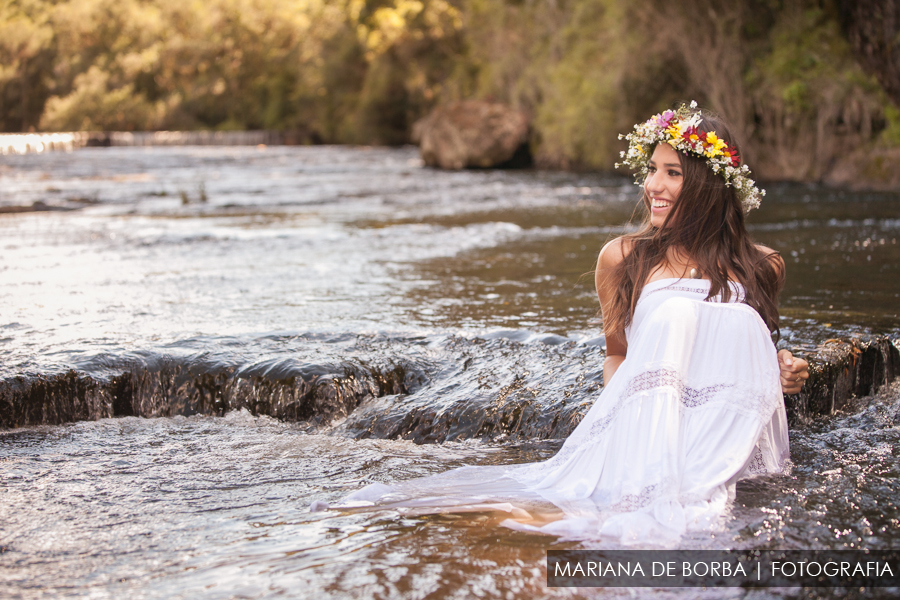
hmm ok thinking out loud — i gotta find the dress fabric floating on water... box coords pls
[317,278,790,545]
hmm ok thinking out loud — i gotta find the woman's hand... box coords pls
[778,349,809,395]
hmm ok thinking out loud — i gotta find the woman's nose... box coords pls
[645,171,662,193]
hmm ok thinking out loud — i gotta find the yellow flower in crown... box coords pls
[704,132,727,158]
[665,123,682,147]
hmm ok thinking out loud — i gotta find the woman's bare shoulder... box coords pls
[598,236,633,270]
[754,243,783,260]
[754,243,785,275]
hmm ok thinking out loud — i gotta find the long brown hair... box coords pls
[604,109,784,337]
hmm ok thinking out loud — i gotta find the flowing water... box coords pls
[1,145,899,599]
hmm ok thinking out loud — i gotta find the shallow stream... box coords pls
[1,146,899,598]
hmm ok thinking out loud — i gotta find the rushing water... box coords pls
[1,145,899,599]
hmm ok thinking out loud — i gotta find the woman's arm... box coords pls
[596,238,629,385]
[755,245,810,394]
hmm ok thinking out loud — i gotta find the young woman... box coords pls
[599,104,809,393]
[316,103,809,544]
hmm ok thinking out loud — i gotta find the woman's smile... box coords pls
[650,196,673,210]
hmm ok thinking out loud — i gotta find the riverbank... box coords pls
[4,130,900,194]
[0,130,283,155]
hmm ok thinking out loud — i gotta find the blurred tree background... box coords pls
[1,0,898,183]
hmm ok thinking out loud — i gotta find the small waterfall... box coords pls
[0,132,84,154]
[0,130,287,154]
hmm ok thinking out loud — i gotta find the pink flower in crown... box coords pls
[652,110,676,129]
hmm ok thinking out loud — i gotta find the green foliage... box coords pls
[348,0,464,143]
[881,103,900,146]
[4,0,462,141]
[744,1,888,179]
[528,0,623,168]
[0,0,896,183]
[41,65,164,130]
[448,0,708,168]
[0,0,56,131]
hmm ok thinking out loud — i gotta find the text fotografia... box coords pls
[546,550,900,588]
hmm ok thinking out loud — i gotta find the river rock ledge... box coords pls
[412,101,531,169]
[1,335,898,435]
[787,335,900,424]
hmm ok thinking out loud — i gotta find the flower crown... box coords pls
[615,101,764,213]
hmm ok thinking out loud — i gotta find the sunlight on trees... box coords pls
[0,0,896,183]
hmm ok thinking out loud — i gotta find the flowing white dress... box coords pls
[315,278,790,545]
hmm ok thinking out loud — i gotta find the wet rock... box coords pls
[332,336,606,442]
[412,101,531,169]
[0,201,78,214]
[785,335,900,424]
[83,132,112,147]
[0,357,417,429]
[0,370,113,427]
[2,334,898,436]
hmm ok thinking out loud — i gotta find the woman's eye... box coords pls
[647,166,656,173]
[668,170,682,177]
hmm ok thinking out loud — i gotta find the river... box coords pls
[1,145,899,598]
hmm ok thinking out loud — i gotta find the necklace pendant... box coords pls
[690,268,701,279]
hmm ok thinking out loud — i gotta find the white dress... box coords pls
[316,278,790,545]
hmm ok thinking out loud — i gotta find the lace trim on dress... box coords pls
[602,478,715,515]
[599,445,788,515]
[605,480,675,513]
[637,281,745,307]
[745,431,792,477]
[746,447,768,475]
[582,367,775,441]
[623,368,735,408]
[511,366,782,488]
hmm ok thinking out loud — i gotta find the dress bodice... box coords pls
[626,278,746,343]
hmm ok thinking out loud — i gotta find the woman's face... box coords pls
[644,143,683,228]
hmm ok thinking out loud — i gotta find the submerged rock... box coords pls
[412,101,531,169]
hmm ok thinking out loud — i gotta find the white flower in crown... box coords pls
[616,102,765,213]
